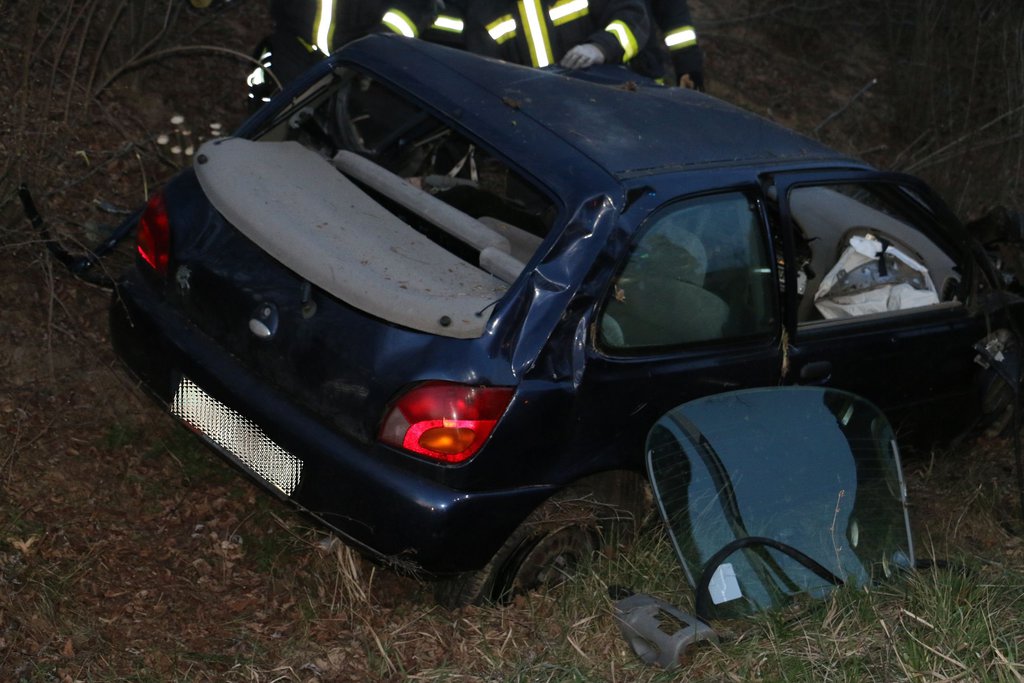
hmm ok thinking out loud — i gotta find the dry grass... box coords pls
[699,0,1024,216]
[3,1,1024,681]
[881,0,1024,217]
[234,520,1024,682]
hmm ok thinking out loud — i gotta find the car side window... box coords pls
[786,184,965,324]
[600,192,776,350]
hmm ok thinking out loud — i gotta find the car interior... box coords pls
[600,191,777,350]
[253,67,558,288]
[787,184,963,324]
[599,182,969,352]
[251,70,968,349]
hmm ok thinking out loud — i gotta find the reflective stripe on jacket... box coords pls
[651,0,700,79]
[272,0,439,56]
[465,0,650,67]
[630,0,702,86]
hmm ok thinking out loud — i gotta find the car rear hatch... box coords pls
[196,137,514,338]
[150,136,532,448]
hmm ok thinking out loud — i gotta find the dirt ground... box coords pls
[2,1,1023,681]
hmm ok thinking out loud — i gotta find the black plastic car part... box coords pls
[19,183,140,289]
[612,592,719,669]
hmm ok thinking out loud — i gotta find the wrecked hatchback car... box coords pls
[111,34,1015,605]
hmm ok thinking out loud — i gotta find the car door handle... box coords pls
[799,361,832,384]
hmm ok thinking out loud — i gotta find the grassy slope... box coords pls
[1,1,1023,680]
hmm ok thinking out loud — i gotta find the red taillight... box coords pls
[379,382,514,464]
[137,191,170,276]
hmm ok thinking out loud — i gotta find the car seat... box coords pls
[603,228,729,348]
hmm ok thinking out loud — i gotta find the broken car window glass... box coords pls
[646,387,914,620]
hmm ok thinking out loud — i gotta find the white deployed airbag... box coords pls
[814,234,939,319]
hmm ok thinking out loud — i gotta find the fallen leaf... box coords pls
[8,536,38,554]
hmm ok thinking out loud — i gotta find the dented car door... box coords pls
[571,187,784,470]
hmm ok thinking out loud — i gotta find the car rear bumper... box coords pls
[109,271,553,573]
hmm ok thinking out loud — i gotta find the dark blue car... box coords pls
[110,34,1013,605]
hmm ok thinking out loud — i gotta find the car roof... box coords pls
[338,35,857,180]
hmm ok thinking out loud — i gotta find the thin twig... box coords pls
[701,2,851,28]
[25,3,72,80]
[42,252,56,383]
[63,0,102,123]
[90,0,179,97]
[93,44,281,98]
[46,1,88,118]
[84,0,130,102]
[17,1,43,165]
[891,129,931,169]
[814,78,878,134]
[906,131,1024,173]
[906,103,1024,173]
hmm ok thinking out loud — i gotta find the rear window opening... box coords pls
[256,67,558,283]
[196,68,559,338]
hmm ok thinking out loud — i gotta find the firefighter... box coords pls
[461,0,651,71]
[631,0,704,89]
[248,1,440,105]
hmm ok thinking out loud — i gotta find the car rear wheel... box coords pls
[434,472,651,608]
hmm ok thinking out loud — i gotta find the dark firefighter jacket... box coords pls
[631,0,703,87]
[272,0,440,56]
[462,0,651,68]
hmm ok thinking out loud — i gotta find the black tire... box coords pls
[434,473,651,608]
[503,524,596,597]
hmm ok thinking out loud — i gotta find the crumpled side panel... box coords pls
[495,194,621,380]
